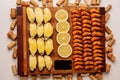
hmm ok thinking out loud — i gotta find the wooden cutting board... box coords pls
[17,6,105,76]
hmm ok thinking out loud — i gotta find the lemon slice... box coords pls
[58,44,72,58]
[55,9,68,21]
[57,32,70,44]
[56,21,70,33]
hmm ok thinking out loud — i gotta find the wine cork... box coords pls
[108,38,115,47]
[84,0,90,6]
[53,77,57,80]
[89,75,96,80]
[77,74,83,80]
[30,0,39,7]
[63,0,69,7]
[91,0,97,5]
[111,56,116,62]
[67,73,73,80]
[7,31,17,40]
[95,73,103,80]
[21,1,30,7]
[32,76,37,80]
[16,0,21,5]
[105,13,110,23]
[75,0,80,5]
[10,8,16,19]
[105,25,112,34]
[56,0,64,6]
[105,47,113,53]
[96,0,101,5]
[61,76,66,80]
[107,52,113,58]
[12,48,17,59]
[10,19,17,30]
[7,41,16,50]
[11,64,18,76]
[105,4,112,13]
[42,0,47,6]
[106,64,111,73]
[107,53,116,62]
[105,33,113,41]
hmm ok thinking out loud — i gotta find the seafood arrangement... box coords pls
[7,0,116,80]
[27,7,53,72]
[71,7,105,72]
[14,6,105,76]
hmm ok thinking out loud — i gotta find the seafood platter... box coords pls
[17,6,105,76]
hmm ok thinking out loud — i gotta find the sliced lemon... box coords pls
[56,21,70,33]
[57,32,70,44]
[55,9,68,21]
[58,44,72,58]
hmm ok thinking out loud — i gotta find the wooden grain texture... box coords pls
[17,7,23,76]
[17,7,28,76]
[100,7,106,72]
[22,7,28,76]
[17,7,105,76]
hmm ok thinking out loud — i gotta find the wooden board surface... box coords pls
[17,7,23,76]
[17,7,28,76]
[17,7,105,76]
